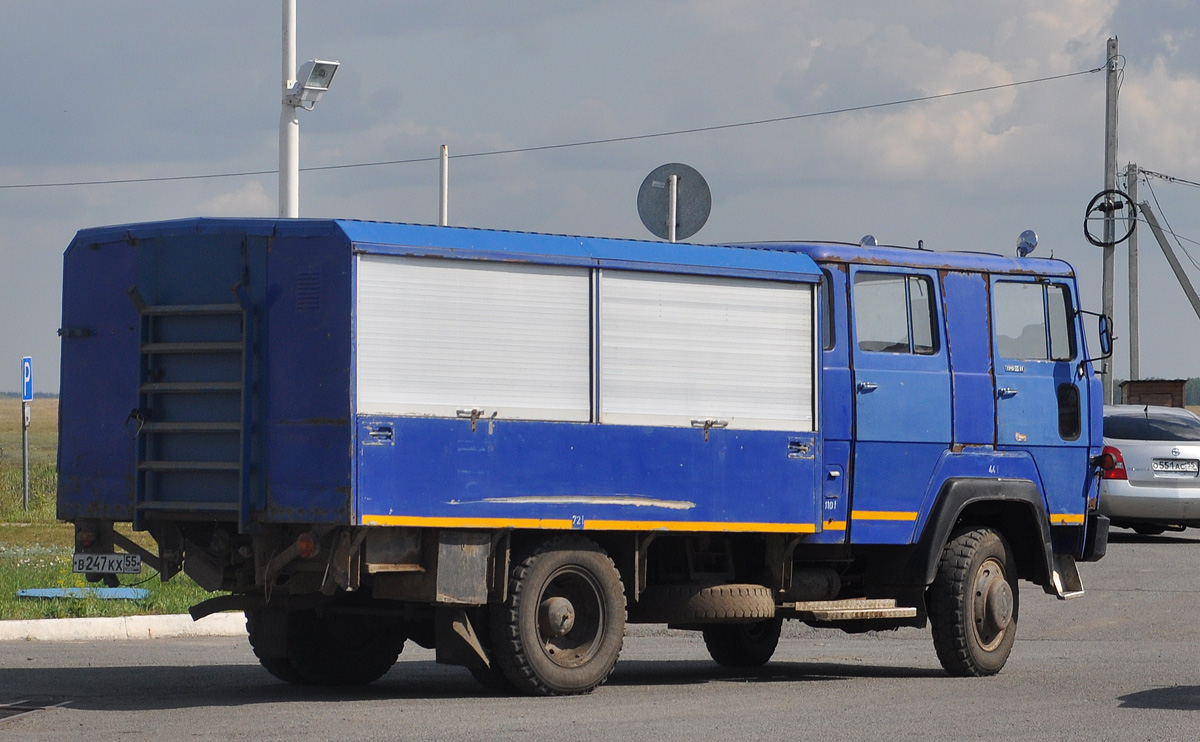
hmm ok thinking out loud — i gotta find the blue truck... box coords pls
[58,217,1110,695]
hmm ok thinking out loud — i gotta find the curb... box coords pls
[0,612,248,642]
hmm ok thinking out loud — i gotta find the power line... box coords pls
[0,65,1104,192]
[1141,168,1200,191]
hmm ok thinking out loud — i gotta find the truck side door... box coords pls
[814,265,851,543]
[848,267,952,544]
[991,278,1090,521]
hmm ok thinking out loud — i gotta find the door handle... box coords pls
[997,388,1018,398]
[365,424,394,445]
[856,381,878,393]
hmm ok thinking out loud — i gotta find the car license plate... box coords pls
[72,553,142,575]
[1152,458,1199,473]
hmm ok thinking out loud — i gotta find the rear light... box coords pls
[295,532,319,559]
[76,526,97,549]
[1099,446,1127,480]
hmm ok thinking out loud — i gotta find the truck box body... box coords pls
[59,218,822,533]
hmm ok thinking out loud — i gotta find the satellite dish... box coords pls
[1016,229,1038,257]
[637,163,711,241]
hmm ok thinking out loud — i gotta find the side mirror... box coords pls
[1075,309,1113,379]
[1098,315,1112,356]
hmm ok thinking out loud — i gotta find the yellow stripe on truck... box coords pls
[361,514,816,533]
[851,510,919,522]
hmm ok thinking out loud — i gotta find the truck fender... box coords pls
[914,478,1054,590]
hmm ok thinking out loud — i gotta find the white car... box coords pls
[1099,404,1200,535]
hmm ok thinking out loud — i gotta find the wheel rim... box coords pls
[971,556,1013,652]
[536,565,606,669]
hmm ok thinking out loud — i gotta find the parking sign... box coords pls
[22,357,32,402]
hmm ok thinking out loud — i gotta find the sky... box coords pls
[3,1,1200,394]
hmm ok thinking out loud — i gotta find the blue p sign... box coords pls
[22,357,32,402]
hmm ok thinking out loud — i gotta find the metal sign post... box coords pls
[22,356,32,510]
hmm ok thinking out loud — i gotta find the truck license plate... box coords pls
[1152,459,1199,474]
[72,553,142,575]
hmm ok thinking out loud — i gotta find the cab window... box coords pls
[994,281,1076,361]
[853,273,938,354]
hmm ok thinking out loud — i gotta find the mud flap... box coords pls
[1050,553,1084,599]
[434,607,491,669]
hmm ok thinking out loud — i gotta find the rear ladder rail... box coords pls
[131,290,252,531]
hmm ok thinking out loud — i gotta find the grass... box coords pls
[0,398,222,621]
[0,463,58,524]
[0,523,216,620]
[0,397,58,468]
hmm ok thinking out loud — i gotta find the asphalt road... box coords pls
[2,530,1199,741]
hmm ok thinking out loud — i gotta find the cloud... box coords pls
[679,0,1120,185]
[1121,56,1200,171]
[195,181,275,217]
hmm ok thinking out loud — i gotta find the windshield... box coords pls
[1104,410,1200,441]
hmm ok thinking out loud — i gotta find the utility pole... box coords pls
[1101,37,1119,403]
[1126,162,1139,381]
[1140,202,1200,323]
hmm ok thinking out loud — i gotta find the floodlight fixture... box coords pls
[285,59,340,109]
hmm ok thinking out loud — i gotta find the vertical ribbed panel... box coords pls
[355,255,591,421]
[599,271,814,431]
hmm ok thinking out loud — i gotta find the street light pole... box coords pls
[279,0,299,218]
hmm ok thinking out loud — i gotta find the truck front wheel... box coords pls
[489,536,626,695]
[927,527,1018,677]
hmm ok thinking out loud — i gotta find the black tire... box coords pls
[701,617,783,667]
[489,536,626,696]
[927,527,1019,677]
[287,607,406,686]
[1132,524,1166,536]
[467,662,519,695]
[634,583,776,624]
[246,610,309,685]
[248,605,406,686]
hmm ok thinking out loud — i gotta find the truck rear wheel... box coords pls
[928,527,1018,677]
[246,610,309,685]
[247,606,406,686]
[702,617,783,667]
[489,536,626,696]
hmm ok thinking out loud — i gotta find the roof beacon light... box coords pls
[1017,229,1038,257]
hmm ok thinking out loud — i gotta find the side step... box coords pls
[781,598,918,621]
